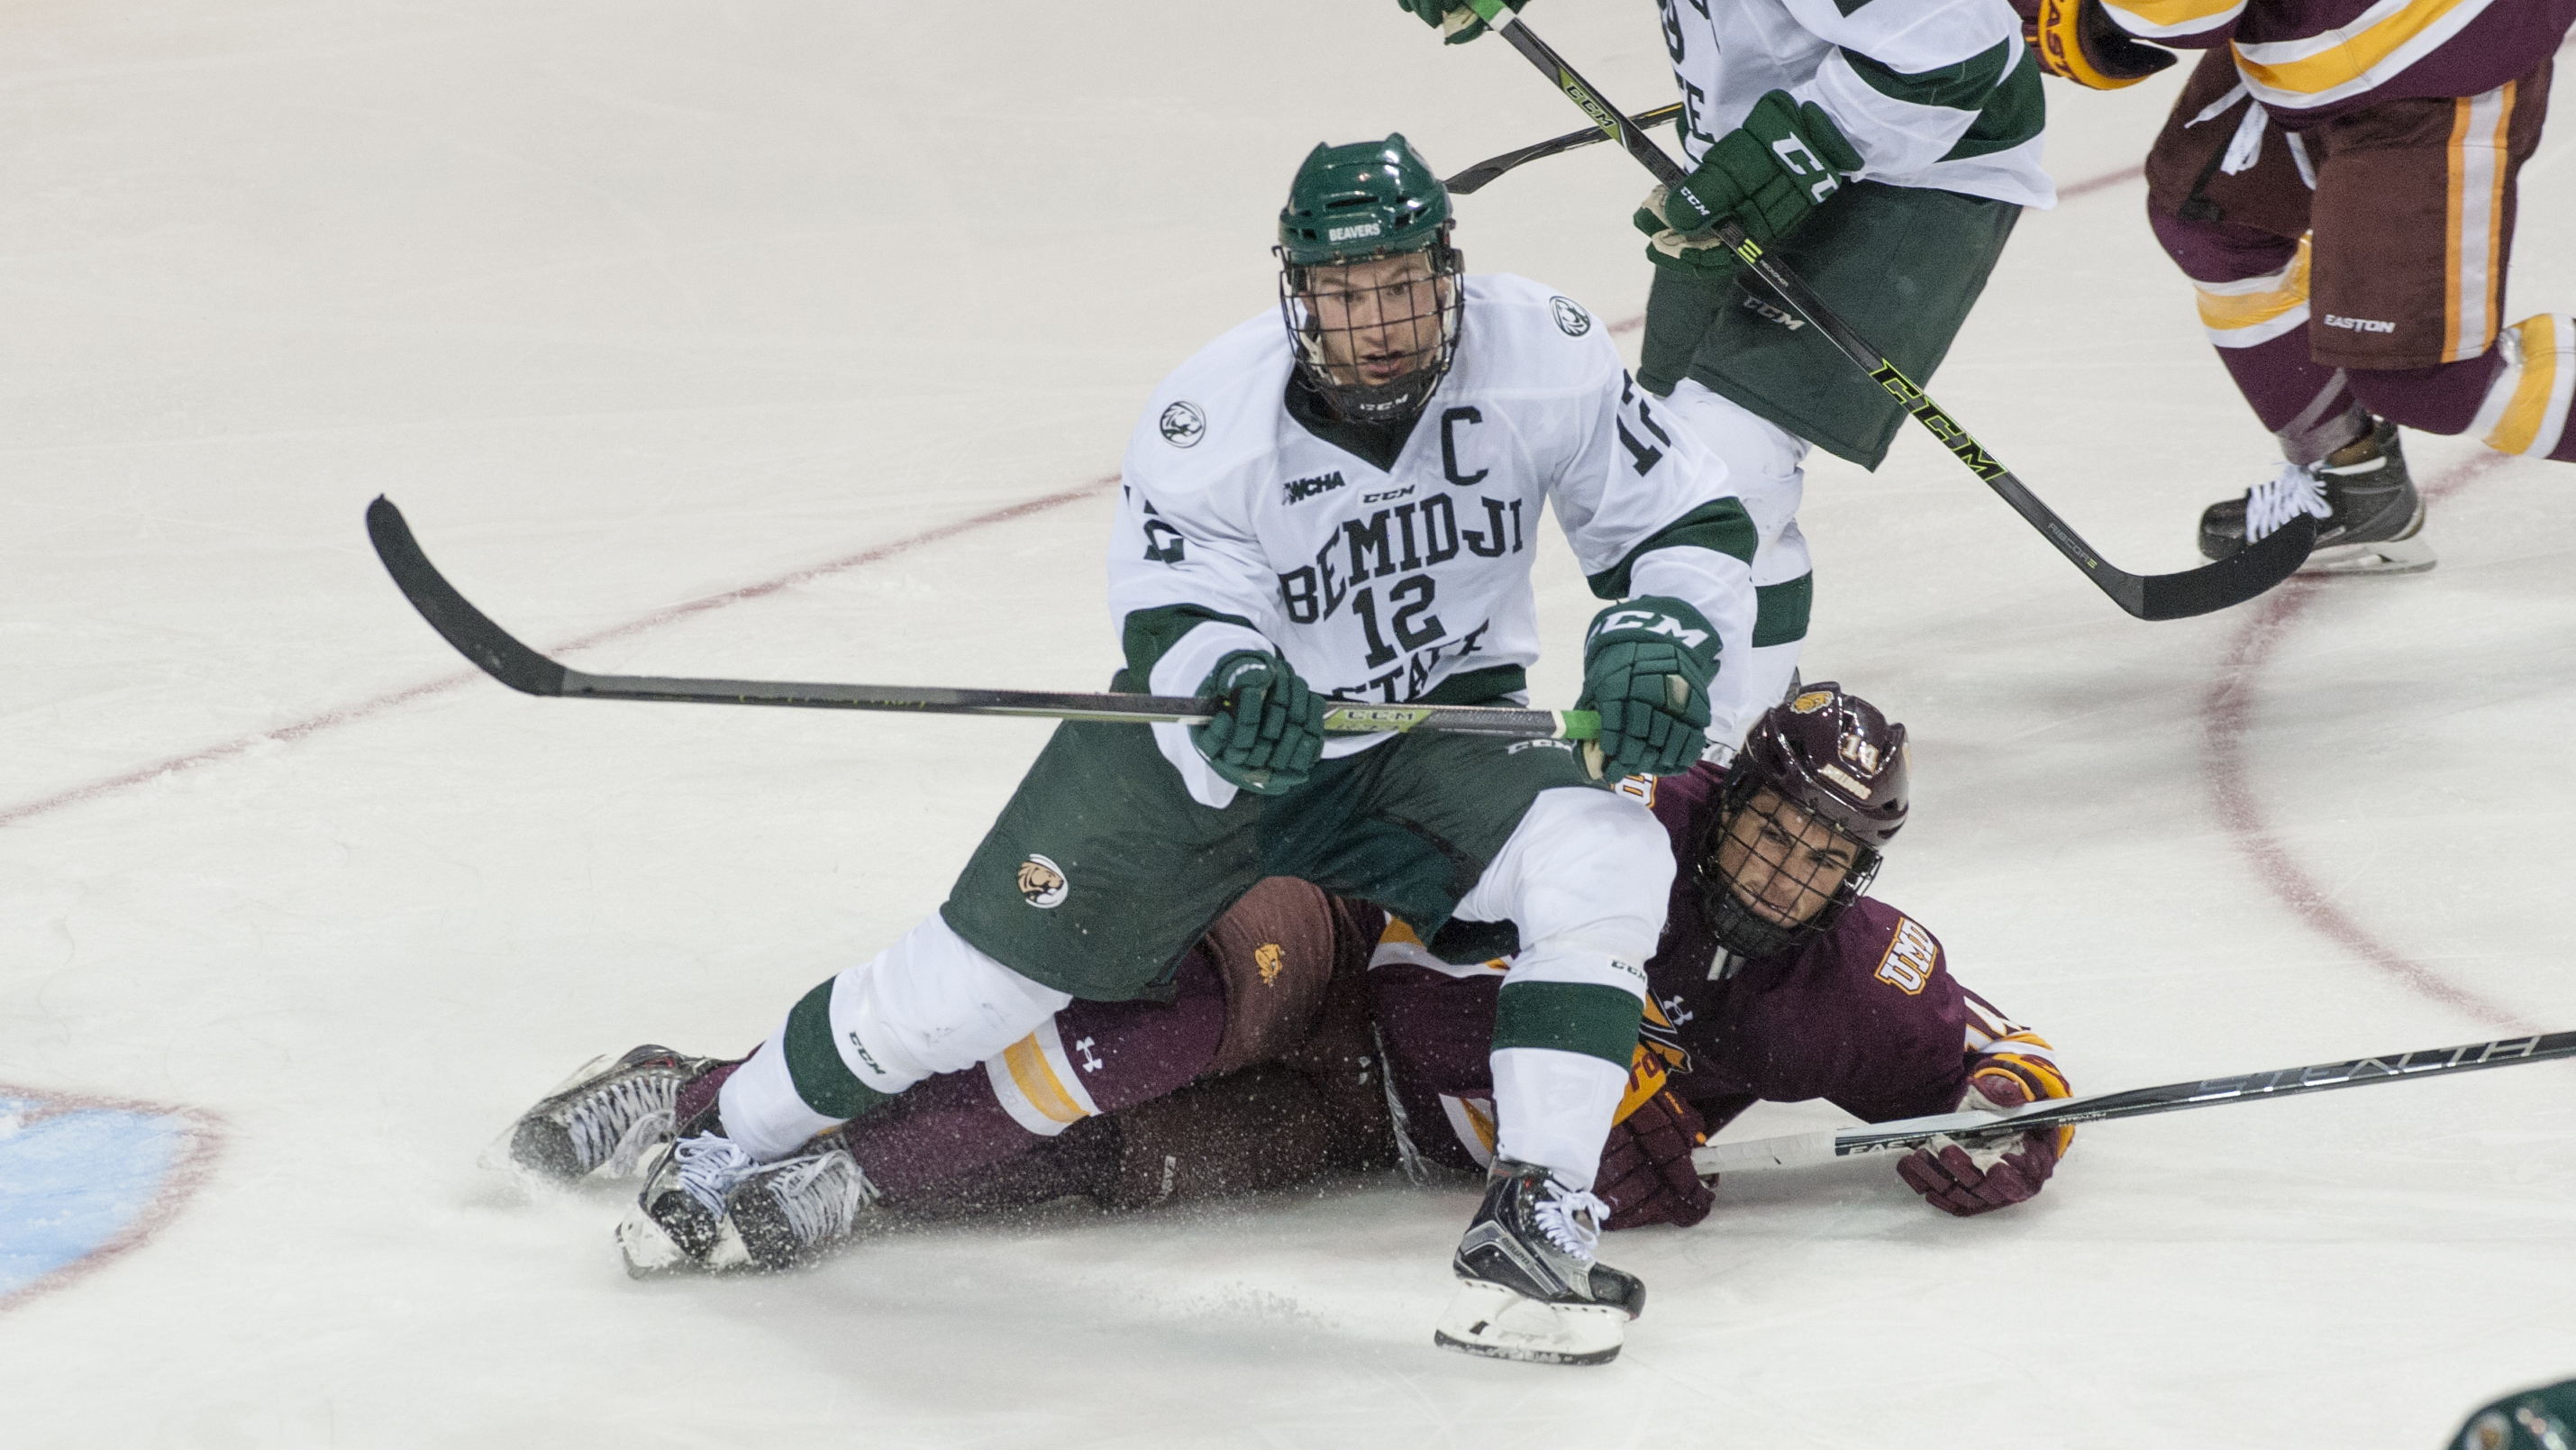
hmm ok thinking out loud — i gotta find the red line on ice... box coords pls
[2198,452,2529,1030]
[0,478,1115,830]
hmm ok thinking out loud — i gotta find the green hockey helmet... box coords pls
[1279,134,1452,265]
[1275,134,1466,425]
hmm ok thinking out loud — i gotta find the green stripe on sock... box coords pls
[782,977,893,1120]
[1492,980,1643,1067]
[1753,573,1814,648]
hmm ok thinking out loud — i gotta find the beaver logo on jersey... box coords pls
[1159,401,1206,449]
[1017,853,1069,909]
[1550,296,1592,336]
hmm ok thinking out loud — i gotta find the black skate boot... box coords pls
[618,1120,762,1277]
[503,1044,718,1182]
[2197,418,2434,574]
[1434,1159,1643,1365]
[726,1147,881,1272]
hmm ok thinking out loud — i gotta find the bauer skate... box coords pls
[497,1044,717,1182]
[1434,1159,1644,1366]
[2198,418,2434,576]
[617,1126,879,1277]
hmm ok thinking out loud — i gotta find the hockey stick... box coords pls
[364,497,1601,740]
[1443,102,1683,195]
[1692,1027,2576,1173]
[1449,0,2316,622]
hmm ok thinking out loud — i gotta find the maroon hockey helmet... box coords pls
[1693,683,1909,959]
[1736,681,1909,847]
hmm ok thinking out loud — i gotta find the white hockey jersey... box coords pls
[1655,0,2056,209]
[1108,274,1759,807]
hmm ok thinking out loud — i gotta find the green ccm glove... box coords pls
[1395,0,1525,44]
[1577,597,1719,778]
[1191,651,1326,796]
[1632,90,1863,277]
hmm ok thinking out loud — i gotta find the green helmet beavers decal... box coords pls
[1279,134,1452,266]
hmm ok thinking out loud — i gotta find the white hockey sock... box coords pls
[717,916,1073,1163]
[1454,789,1668,1189]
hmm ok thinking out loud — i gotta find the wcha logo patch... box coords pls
[1159,401,1206,448]
[1550,296,1592,336]
[1017,853,1069,909]
[1283,470,1348,505]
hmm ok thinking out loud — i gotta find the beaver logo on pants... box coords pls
[1017,853,1069,909]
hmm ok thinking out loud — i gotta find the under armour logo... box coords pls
[1075,1036,1104,1072]
[1659,994,1695,1027]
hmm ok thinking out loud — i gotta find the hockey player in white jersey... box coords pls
[606,135,1760,1363]
[1408,0,2051,748]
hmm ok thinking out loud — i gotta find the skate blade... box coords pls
[2299,536,2437,576]
[615,1199,751,1280]
[1432,1281,1625,1365]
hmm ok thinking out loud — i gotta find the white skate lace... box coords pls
[2243,462,2333,541]
[761,1151,879,1245]
[670,1134,760,1217]
[565,1073,677,1171]
[1532,1186,1609,1264]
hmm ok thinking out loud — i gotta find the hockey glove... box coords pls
[1632,90,1861,277]
[1395,0,1526,44]
[2013,0,2175,89]
[1191,651,1325,796]
[1577,597,1718,779]
[1597,1076,1715,1231]
[1896,1062,2072,1217]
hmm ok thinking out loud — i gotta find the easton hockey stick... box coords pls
[1692,1027,2576,1173]
[365,497,1601,740]
[1443,102,1683,195]
[1447,0,2316,622]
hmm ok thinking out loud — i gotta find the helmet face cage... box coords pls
[1276,232,1465,425]
[1693,769,1882,960]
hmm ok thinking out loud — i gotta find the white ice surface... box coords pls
[3,4,2573,1445]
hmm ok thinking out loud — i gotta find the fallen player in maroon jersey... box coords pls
[504,683,2072,1259]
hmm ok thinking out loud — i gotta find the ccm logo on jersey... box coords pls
[1588,608,1710,649]
[1875,917,1939,995]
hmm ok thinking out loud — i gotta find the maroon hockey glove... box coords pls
[1597,1086,1715,1231]
[1896,1068,2066,1217]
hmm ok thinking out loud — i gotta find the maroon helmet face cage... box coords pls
[1276,235,1465,425]
[1693,768,1882,960]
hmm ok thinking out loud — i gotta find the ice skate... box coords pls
[1434,1159,1643,1366]
[617,1129,762,1276]
[726,1147,880,1271]
[498,1044,717,1183]
[617,1125,879,1277]
[2197,418,2435,576]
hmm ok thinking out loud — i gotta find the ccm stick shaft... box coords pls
[365,497,1600,740]
[1694,1027,2576,1173]
[1451,0,2316,622]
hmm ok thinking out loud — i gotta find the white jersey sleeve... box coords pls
[1664,0,2053,209]
[1540,312,1759,688]
[1106,319,1298,808]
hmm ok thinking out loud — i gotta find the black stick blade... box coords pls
[2129,512,2317,621]
[365,497,569,696]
